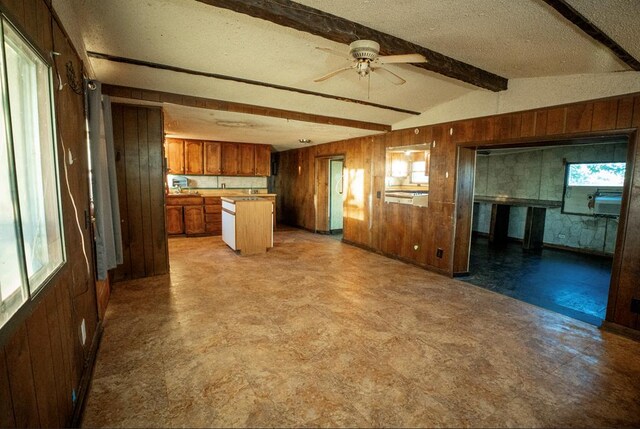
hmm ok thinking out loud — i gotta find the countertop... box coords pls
[166,192,276,198]
[221,196,274,203]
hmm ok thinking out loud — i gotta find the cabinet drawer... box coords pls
[205,213,221,223]
[204,204,221,214]
[204,197,221,205]
[166,196,203,206]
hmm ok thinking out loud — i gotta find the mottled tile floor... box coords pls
[82,229,640,428]
[461,236,612,325]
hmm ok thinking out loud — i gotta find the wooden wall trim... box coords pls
[102,84,391,132]
[197,0,508,91]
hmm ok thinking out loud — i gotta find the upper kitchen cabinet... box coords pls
[184,140,204,175]
[221,142,240,175]
[204,141,222,175]
[166,138,184,174]
[255,144,271,176]
[239,144,256,176]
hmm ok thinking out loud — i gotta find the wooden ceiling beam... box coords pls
[196,0,508,92]
[101,84,391,132]
[88,51,419,115]
[542,0,640,71]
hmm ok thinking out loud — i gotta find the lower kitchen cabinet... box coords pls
[184,205,205,235]
[166,205,184,234]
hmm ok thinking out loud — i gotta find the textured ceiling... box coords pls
[63,0,639,151]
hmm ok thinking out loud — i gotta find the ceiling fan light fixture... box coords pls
[349,40,380,60]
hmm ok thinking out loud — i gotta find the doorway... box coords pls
[457,136,629,326]
[315,156,345,238]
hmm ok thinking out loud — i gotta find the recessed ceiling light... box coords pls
[299,138,311,144]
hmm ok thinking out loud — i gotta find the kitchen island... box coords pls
[221,196,274,255]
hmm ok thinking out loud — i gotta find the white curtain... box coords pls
[87,81,122,279]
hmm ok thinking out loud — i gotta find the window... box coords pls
[0,20,64,329]
[566,162,626,187]
[562,161,626,217]
[410,160,429,184]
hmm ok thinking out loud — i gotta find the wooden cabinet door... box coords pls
[239,144,255,176]
[254,144,271,176]
[184,205,205,235]
[203,141,222,175]
[166,206,184,235]
[221,143,239,175]
[184,140,204,175]
[165,138,184,174]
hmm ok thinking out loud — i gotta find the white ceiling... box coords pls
[63,0,640,151]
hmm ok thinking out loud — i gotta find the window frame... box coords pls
[0,16,66,332]
[561,160,626,218]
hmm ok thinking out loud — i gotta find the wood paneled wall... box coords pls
[111,104,168,282]
[275,93,640,331]
[0,0,101,427]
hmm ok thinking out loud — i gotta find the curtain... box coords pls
[87,81,123,279]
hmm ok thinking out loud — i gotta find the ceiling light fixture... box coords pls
[298,138,312,144]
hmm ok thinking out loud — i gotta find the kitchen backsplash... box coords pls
[167,174,267,189]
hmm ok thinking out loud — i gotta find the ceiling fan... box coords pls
[314,40,427,85]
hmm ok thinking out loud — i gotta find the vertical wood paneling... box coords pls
[26,304,60,428]
[45,289,72,426]
[592,100,618,130]
[123,106,145,278]
[3,0,24,24]
[23,0,38,44]
[148,109,168,275]
[137,109,155,275]
[616,97,634,129]
[0,348,15,428]
[534,110,548,136]
[453,147,476,274]
[0,3,100,429]
[520,111,536,138]
[112,104,167,281]
[55,278,79,396]
[565,103,593,133]
[545,107,566,134]
[5,326,40,428]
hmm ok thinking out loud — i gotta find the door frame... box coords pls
[453,129,637,325]
[314,154,345,233]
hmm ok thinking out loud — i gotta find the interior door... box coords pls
[330,159,344,231]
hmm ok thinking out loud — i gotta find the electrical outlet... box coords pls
[436,248,444,258]
[376,191,381,198]
[80,319,86,346]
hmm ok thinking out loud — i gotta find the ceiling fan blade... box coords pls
[372,67,406,85]
[313,65,355,82]
[316,47,350,59]
[377,53,427,64]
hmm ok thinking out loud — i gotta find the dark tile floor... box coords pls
[459,236,612,326]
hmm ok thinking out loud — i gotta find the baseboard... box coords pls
[341,238,452,277]
[71,320,104,427]
[601,321,640,342]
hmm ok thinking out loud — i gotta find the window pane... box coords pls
[5,24,63,293]
[567,162,626,187]
[0,29,27,327]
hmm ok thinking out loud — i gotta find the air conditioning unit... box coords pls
[594,194,622,216]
